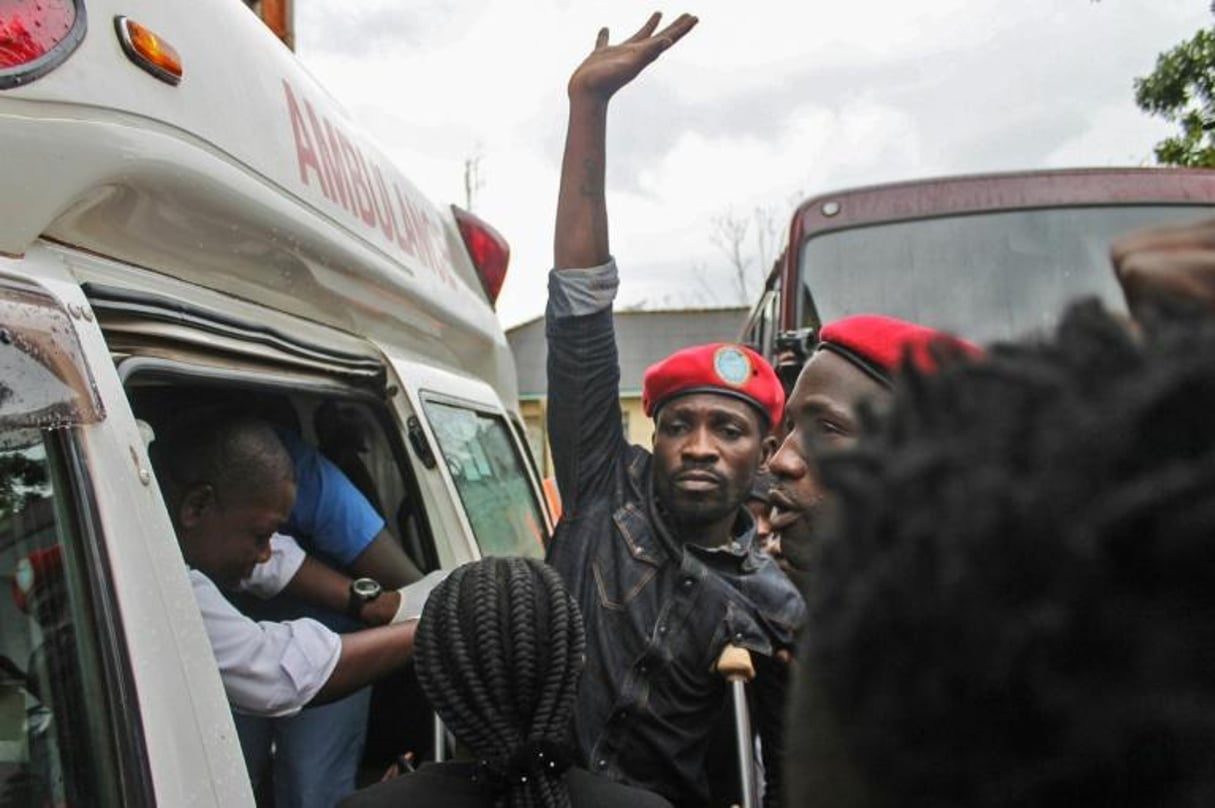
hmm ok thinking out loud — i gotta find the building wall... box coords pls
[621,396,651,449]
[518,398,550,477]
[519,395,651,483]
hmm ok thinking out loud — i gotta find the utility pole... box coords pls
[463,152,485,212]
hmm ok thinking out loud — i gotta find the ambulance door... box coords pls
[384,356,551,567]
[0,261,254,806]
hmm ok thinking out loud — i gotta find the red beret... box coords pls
[643,343,784,429]
[817,314,982,386]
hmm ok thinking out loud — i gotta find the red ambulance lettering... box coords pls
[281,79,459,287]
[369,164,397,243]
[393,184,424,260]
[336,130,377,226]
[392,182,419,255]
[399,195,438,270]
[418,212,447,285]
[425,219,457,289]
[283,81,331,198]
[312,108,353,215]
[410,204,455,289]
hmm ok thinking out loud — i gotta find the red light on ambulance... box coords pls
[0,0,85,88]
[115,16,181,85]
[452,205,511,306]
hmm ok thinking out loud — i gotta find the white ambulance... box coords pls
[0,0,550,803]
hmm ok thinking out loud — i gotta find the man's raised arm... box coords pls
[553,12,698,271]
[545,13,698,514]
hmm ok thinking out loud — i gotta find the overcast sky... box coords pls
[292,1,1211,329]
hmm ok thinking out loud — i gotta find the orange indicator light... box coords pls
[114,16,181,85]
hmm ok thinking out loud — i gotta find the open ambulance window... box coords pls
[123,375,443,782]
[420,398,547,558]
[127,380,438,573]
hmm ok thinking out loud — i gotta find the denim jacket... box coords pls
[544,262,805,807]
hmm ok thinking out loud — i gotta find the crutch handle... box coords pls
[715,643,759,808]
[715,644,755,683]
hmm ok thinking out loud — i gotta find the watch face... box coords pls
[352,578,381,599]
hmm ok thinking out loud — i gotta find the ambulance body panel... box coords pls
[0,1,546,803]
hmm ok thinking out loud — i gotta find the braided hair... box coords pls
[415,557,586,808]
[790,299,1215,807]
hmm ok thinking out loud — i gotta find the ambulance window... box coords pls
[0,430,122,805]
[422,402,546,558]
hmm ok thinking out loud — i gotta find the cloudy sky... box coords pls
[292,1,1211,329]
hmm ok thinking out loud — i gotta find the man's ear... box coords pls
[178,483,215,530]
[760,434,779,467]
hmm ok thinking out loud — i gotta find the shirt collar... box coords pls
[688,509,756,556]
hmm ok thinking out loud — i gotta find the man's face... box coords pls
[178,478,296,588]
[651,393,767,533]
[766,351,888,578]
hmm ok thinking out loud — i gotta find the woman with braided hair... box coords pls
[340,556,672,808]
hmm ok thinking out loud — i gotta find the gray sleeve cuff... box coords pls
[547,259,619,318]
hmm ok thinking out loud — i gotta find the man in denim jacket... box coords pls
[544,13,804,807]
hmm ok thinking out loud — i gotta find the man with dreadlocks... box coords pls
[785,296,1215,806]
[543,12,803,807]
[339,557,673,808]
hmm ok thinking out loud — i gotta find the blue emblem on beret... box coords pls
[713,347,752,387]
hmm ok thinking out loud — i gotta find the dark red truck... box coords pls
[742,167,1215,366]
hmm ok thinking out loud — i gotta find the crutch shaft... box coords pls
[716,643,759,808]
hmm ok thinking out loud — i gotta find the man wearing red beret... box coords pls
[766,313,981,590]
[544,13,803,807]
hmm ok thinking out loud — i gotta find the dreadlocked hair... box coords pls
[794,299,1215,808]
[415,557,586,808]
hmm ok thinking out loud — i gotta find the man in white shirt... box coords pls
[153,414,432,717]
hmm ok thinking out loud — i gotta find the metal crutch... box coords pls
[432,713,455,762]
[716,643,758,808]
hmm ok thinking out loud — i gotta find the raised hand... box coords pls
[555,11,698,270]
[567,11,698,103]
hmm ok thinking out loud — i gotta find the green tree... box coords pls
[1134,26,1215,167]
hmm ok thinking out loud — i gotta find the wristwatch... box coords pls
[347,577,383,617]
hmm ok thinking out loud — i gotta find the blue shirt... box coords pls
[277,428,385,566]
[236,429,386,632]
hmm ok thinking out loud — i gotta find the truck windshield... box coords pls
[800,205,1215,344]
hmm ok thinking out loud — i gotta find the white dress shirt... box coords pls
[190,534,342,717]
